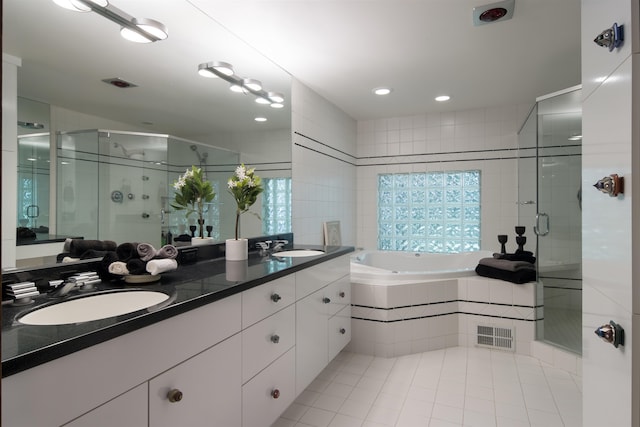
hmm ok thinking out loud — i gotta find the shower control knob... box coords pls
[141,213,150,219]
[594,174,624,197]
[595,320,624,348]
[594,22,624,51]
[271,334,280,344]
[339,291,345,298]
[271,389,280,399]
[271,293,282,303]
[322,297,331,304]
[339,328,346,335]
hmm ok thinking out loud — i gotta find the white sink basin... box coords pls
[273,250,325,258]
[18,291,171,325]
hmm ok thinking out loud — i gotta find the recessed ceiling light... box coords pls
[435,95,451,102]
[270,103,284,109]
[373,87,393,96]
[255,117,267,122]
[255,97,271,105]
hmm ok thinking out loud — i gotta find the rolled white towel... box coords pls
[63,238,73,253]
[146,259,178,275]
[137,243,158,262]
[108,261,130,275]
[62,256,80,263]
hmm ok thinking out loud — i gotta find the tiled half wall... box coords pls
[347,276,541,358]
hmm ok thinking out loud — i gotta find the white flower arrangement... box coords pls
[228,164,263,240]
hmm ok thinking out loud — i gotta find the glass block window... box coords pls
[262,177,292,234]
[378,170,481,253]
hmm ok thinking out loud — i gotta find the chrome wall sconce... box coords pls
[52,0,168,43]
[198,61,285,108]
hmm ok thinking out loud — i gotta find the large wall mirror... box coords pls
[4,0,292,264]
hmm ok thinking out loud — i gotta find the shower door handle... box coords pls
[534,213,549,236]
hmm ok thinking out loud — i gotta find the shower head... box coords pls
[190,144,207,164]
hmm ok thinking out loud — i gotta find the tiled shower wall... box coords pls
[356,104,533,251]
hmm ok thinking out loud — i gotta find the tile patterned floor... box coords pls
[272,347,582,427]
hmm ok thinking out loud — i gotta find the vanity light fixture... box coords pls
[435,95,451,102]
[52,0,168,43]
[198,61,285,107]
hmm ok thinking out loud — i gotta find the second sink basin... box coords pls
[273,250,325,258]
[18,290,171,326]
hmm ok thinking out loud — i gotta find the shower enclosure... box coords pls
[17,133,51,231]
[517,86,582,354]
[56,130,239,248]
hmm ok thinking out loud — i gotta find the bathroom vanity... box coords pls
[1,245,353,427]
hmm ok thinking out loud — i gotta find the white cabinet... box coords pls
[329,305,351,361]
[242,304,295,384]
[149,334,241,427]
[295,255,351,394]
[242,348,296,427]
[296,287,330,393]
[63,384,147,427]
[241,273,295,328]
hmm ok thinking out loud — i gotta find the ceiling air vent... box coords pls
[102,77,138,88]
[473,0,515,26]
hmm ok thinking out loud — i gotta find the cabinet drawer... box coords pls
[242,304,295,384]
[149,334,241,427]
[325,274,351,316]
[328,305,351,361]
[242,348,295,427]
[242,273,295,327]
[296,255,349,298]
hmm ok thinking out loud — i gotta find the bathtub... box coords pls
[347,249,539,358]
[350,250,494,285]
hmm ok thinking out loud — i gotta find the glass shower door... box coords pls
[535,88,582,354]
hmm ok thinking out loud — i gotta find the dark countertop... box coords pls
[1,245,354,377]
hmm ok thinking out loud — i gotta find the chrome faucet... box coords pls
[255,240,289,256]
[255,240,273,256]
[271,240,289,252]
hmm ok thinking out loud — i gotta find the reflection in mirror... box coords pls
[4,1,293,268]
[57,130,240,248]
[17,97,51,235]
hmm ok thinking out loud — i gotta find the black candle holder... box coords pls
[498,235,508,254]
[189,225,197,238]
[515,226,525,236]
[206,225,213,238]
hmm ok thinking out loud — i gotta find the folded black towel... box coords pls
[69,239,117,256]
[80,249,109,260]
[492,252,536,264]
[173,234,191,242]
[479,257,536,272]
[475,264,536,284]
[116,242,140,261]
[126,258,147,275]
